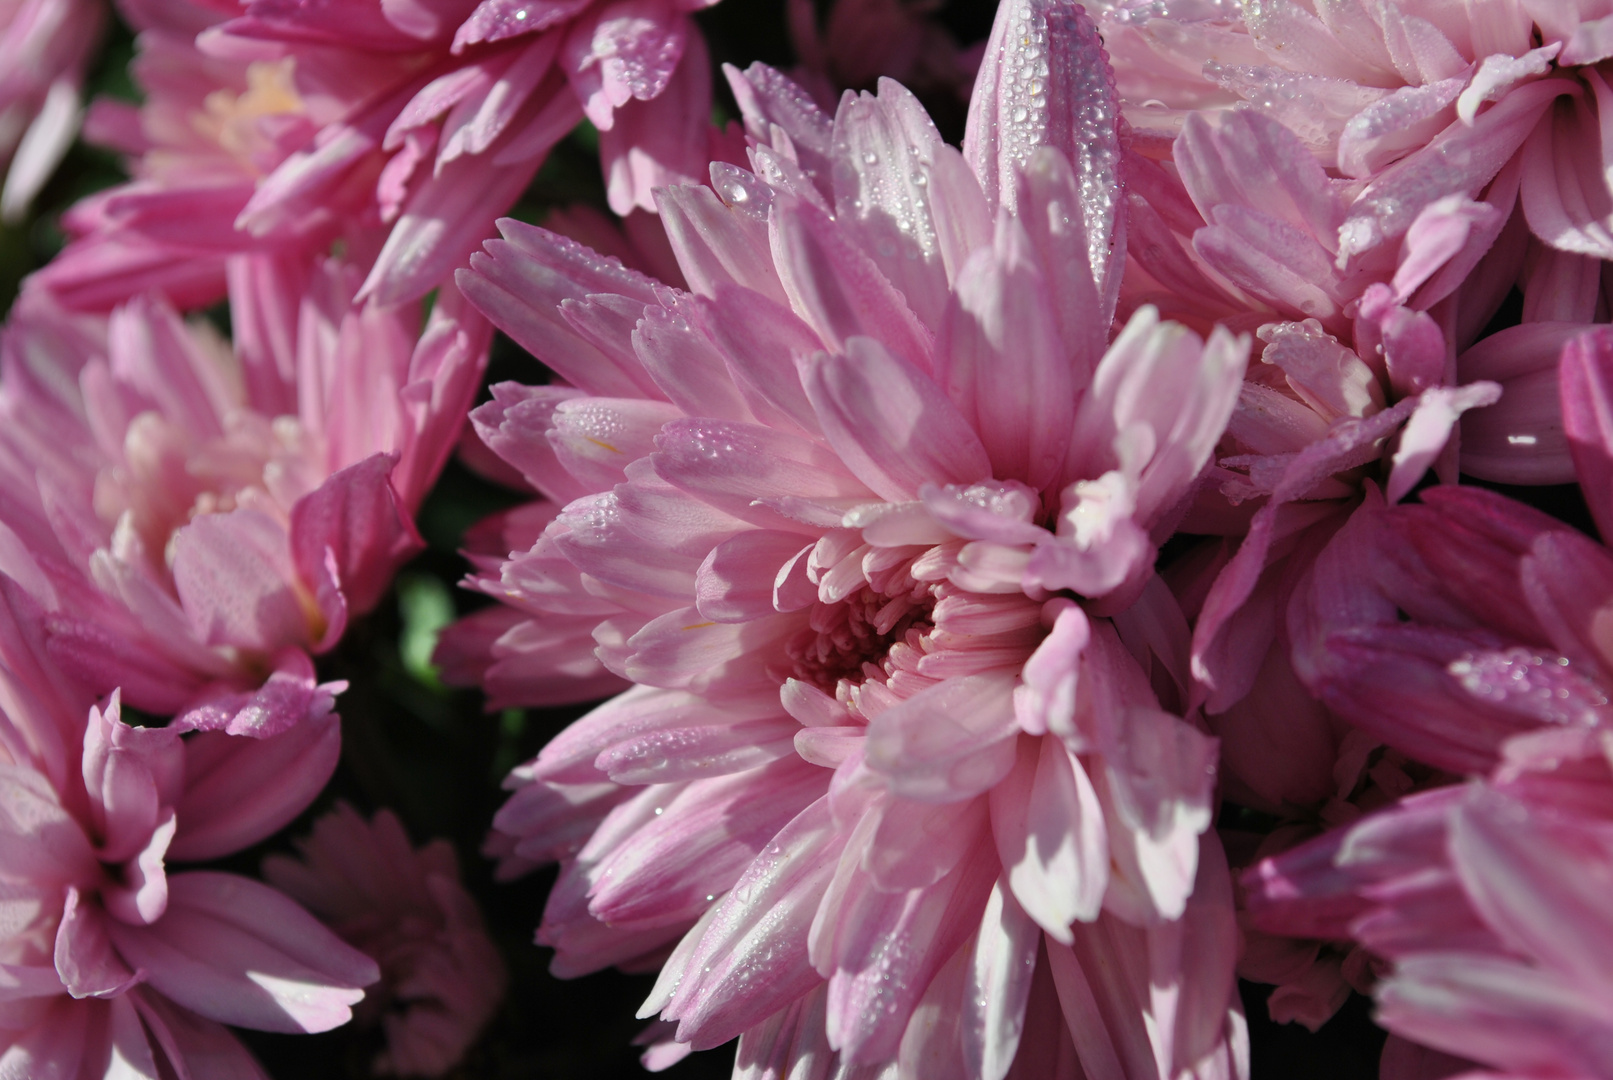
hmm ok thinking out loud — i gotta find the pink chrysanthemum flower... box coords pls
[1114,86,1599,824]
[0,583,378,1077]
[0,0,104,222]
[1213,327,1613,1036]
[1245,723,1613,1080]
[440,1,1258,1073]
[262,803,508,1078]
[0,253,489,732]
[1094,0,1613,270]
[38,0,727,311]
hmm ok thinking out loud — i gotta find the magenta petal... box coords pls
[1560,326,1613,541]
[290,453,424,619]
[168,714,342,862]
[174,649,343,739]
[106,871,378,1033]
[170,508,307,653]
[55,888,141,998]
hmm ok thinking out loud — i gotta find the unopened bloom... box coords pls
[263,804,507,1077]
[0,582,376,1076]
[0,254,489,731]
[40,0,726,311]
[444,0,1254,1073]
[0,0,104,222]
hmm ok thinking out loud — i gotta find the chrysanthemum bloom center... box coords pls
[96,408,319,573]
[776,532,1050,725]
[190,59,306,176]
[785,584,935,698]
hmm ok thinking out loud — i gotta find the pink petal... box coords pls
[864,673,1020,803]
[630,300,753,423]
[939,229,1073,491]
[290,453,423,621]
[1451,783,1613,985]
[174,649,343,740]
[1099,706,1216,921]
[599,29,711,214]
[1340,77,1567,262]
[54,888,141,998]
[105,871,378,1034]
[863,796,987,892]
[168,715,342,861]
[963,878,1041,1080]
[656,181,788,307]
[695,530,814,623]
[800,338,991,503]
[102,809,176,926]
[1560,326,1613,540]
[990,734,1108,941]
[588,756,825,929]
[0,763,98,887]
[815,820,996,1064]
[170,508,307,654]
[651,417,872,531]
[1385,383,1502,504]
[769,199,933,375]
[359,148,545,306]
[697,282,825,437]
[457,220,662,397]
[130,990,271,1080]
[663,797,845,1049]
[828,78,950,330]
[963,0,1123,301]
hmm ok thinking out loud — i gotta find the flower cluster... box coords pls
[0,0,1610,1076]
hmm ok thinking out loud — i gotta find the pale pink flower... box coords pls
[1222,332,1613,1040]
[0,576,377,1077]
[443,1,1255,1074]
[1245,722,1613,1080]
[1131,100,1600,819]
[0,253,489,732]
[1282,324,1613,780]
[262,804,507,1077]
[0,0,103,222]
[1094,0,1613,269]
[38,0,725,311]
